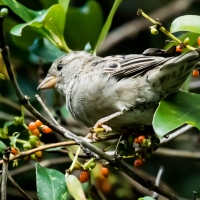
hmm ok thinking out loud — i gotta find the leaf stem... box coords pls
[69,146,81,172]
[138,9,196,51]
[93,0,123,55]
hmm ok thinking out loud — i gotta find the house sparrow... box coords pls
[37,47,200,139]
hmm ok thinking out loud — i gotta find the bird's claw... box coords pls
[86,124,112,141]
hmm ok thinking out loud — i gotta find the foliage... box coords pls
[0,0,200,200]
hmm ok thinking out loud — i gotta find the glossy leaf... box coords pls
[64,0,103,50]
[170,15,200,34]
[65,173,86,200]
[153,91,200,138]
[58,0,70,13]
[0,141,6,154]
[36,163,67,200]
[29,38,65,62]
[2,0,42,22]
[0,73,5,80]
[93,0,123,54]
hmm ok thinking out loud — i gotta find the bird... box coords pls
[37,46,200,140]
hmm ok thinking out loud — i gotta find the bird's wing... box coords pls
[102,54,171,80]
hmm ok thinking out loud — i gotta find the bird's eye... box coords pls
[57,64,63,71]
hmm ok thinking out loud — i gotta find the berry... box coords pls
[101,167,109,178]
[1,8,8,17]
[11,147,18,155]
[192,70,199,77]
[23,143,31,150]
[138,135,145,143]
[28,122,36,130]
[35,120,43,127]
[198,37,200,46]
[88,162,96,169]
[183,37,190,45]
[79,170,90,183]
[150,27,158,35]
[31,128,40,137]
[176,46,182,53]
[35,151,43,159]
[13,116,22,126]
[134,159,143,168]
[41,125,52,134]
[134,137,140,143]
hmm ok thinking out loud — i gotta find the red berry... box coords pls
[134,159,143,168]
[192,70,199,77]
[101,167,109,178]
[198,37,200,46]
[134,137,139,143]
[138,135,145,143]
[79,170,90,183]
[11,147,18,155]
[176,45,182,53]
[41,125,52,134]
[28,122,36,130]
[31,128,40,137]
[35,120,43,127]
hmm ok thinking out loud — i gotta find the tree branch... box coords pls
[7,174,33,200]
[98,0,195,54]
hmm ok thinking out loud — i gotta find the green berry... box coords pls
[88,162,96,169]
[183,37,190,45]
[1,8,8,17]
[150,27,158,35]
[14,116,22,126]
[23,143,32,150]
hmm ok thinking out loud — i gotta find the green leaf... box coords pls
[0,141,6,154]
[64,0,103,50]
[29,38,65,62]
[36,163,67,200]
[170,15,200,34]
[93,0,122,54]
[3,121,13,136]
[0,73,5,80]
[153,91,200,138]
[10,4,70,52]
[2,0,43,22]
[65,173,86,200]
[58,0,70,13]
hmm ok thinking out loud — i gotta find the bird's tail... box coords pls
[148,48,200,95]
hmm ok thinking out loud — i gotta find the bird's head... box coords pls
[37,51,93,95]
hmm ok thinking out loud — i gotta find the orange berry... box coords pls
[101,167,109,178]
[79,170,90,183]
[176,45,182,53]
[134,159,143,168]
[100,180,111,192]
[138,135,145,143]
[35,120,43,127]
[11,147,18,155]
[134,137,140,144]
[198,37,200,46]
[28,122,36,130]
[35,151,43,159]
[41,125,52,134]
[192,70,199,77]
[31,128,40,137]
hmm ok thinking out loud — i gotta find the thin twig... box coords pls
[152,166,164,199]
[35,94,60,127]
[155,148,200,160]
[98,0,195,54]
[7,174,33,200]
[1,147,10,200]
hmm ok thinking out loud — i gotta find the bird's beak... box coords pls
[37,76,58,90]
